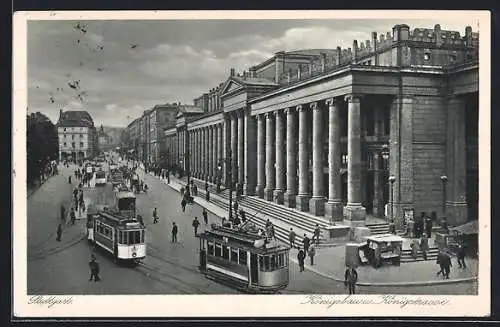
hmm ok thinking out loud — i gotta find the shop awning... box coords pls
[449,220,478,235]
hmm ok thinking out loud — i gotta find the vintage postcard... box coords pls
[13,10,491,318]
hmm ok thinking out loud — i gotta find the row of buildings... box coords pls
[123,24,479,228]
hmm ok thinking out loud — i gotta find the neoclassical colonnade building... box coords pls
[165,24,479,228]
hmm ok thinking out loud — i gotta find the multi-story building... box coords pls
[164,24,479,228]
[97,125,112,151]
[138,110,150,163]
[57,109,98,161]
[147,103,180,165]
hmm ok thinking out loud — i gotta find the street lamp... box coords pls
[217,149,234,221]
[440,175,448,218]
[388,175,396,224]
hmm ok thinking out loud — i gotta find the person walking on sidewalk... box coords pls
[297,249,306,272]
[70,207,76,225]
[441,249,452,279]
[192,217,200,236]
[60,204,66,222]
[288,228,296,249]
[344,266,358,295]
[171,222,178,243]
[303,234,311,254]
[56,223,63,242]
[420,233,429,260]
[88,254,101,282]
[308,244,316,266]
[153,208,159,224]
[312,224,321,245]
[202,208,208,225]
[181,198,187,212]
[457,242,467,269]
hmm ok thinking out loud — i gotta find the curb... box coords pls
[289,257,477,287]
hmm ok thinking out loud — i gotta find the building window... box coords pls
[424,53,431,61]
[72,134,75,140]
[80,134,83,138]
[72,143,75,148]
[63,128,66,132]
[80,142,84,148]
[64,134,67,138]
[63,142,67,147]
[342,154,348,165]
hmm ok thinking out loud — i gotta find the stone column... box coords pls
[264,112,276,201]
[195,130,200,178]
[237,110,245,193]
[244,114,257,195]
[214,125,219,183]
[324,99,343,221]
[255,114,266,198]
[208,126,214,182]
[274,110,286,204]
[446,96,468,225]
[372,152,384,216]
[231,113,238,187]
[217,123,224,184]
[223,116,231,185]
[309,102,326,216]
[205,127,210,182]
[284,107,297,208]
[344,95,366,224]
[295,105,310,211]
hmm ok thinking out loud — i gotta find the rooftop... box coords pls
[57,110,95,128]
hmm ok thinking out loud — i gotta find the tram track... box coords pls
[28,235,86,261]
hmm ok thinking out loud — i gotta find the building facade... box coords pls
[147,104,179,165]
[97,125,112,151]
[164,24,479,227]
[57,109,98,161]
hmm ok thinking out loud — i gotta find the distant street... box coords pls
[27,157,476,295]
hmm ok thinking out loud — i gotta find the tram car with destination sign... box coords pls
[197,225,290,293]
[87,208,146,263]
[113,189,136,219]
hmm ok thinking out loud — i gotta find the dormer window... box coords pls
[424,52,431,61]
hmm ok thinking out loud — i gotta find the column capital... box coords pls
[265,111,275,119]
[325,97,342,107]
[284,107,295,115]
[310,102,320,111]
[344,94,363,103]
[297,104,307,112]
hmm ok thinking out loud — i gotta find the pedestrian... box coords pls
[420,233,429,260]
[56,223,63,242]
[441,217,449,234]
[171,222,178,243]
[153,208,158,224]
[297,249,306,272]
[202,208,208,225]
[180,187,185,198]
[441,249,452,279]
[308,244,316,265]
[457,242,467,269]
[192,217,200,235]
[436,250,445,278]
[344,266,358,295]
[88,254,101,282]
[205,189,210,202]
[410,238,419,260]
[70,207,76,225]
[425,214,433,238]
[205,181,209,193]
[303,234,310,254]
[234,200,239,216]
[181,199,187,212]
[312,224,321,245]
[288,228,296,248]
[240,210,246,223]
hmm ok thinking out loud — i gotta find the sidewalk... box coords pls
[142,169,478,287]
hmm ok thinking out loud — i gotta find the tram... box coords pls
[197,225,290,293]
[87,208,146,263]
[114,189,136,219]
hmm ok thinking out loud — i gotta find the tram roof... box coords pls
[200,226,288,253]
[96,209,141,228]
[116,191,135,199]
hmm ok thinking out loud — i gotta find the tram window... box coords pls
[123,231,128,244]
[208,242,214,255]
[259,256,263,270]
[141,230,145,243]
[215,243,222,257]
[238,249,247,265]
[230,248,238,263]
[118,231,122,243]
[270,255,277,270]
[278,253,284,268]
[222,245,229,260]
[263,256,270,271]
[129,231,140,244]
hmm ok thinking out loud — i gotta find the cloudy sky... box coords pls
[27,16,479,127]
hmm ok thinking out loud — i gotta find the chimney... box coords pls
[352,40,358,61]
[230,68,235,77]
[465,26,473,46]
[336,46,341,65]
[372,32,378,52]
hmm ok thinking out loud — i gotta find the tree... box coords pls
[26,112,59,186]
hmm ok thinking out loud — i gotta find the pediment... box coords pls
[221,78,244,95]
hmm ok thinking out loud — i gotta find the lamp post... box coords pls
[440,175,448,218]
[217,149,233,221]
[388,175,396,224]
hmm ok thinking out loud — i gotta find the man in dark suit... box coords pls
[344,266,358,295]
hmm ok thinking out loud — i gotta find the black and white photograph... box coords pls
[13,10,490,317]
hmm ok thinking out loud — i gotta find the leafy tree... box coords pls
[26,112,59,186]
